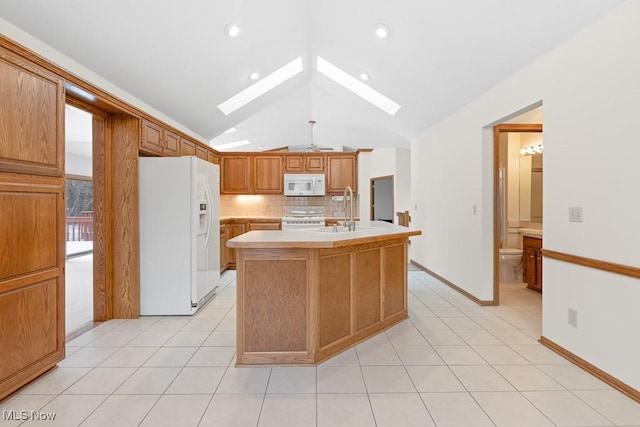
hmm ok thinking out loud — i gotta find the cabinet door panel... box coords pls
[140,119,163,155]
[306,155,325,172]
[327,155,356,193]
[180,137,196,156]
[164,129,180,156]
[285,155,304,172]
[0,47,64,176]
[196,145,207,160]
[253,156,282,193]
[221,156,250,193]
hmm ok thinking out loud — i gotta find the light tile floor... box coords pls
[2,269,640,426]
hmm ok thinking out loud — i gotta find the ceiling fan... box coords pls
[288,120,335,152]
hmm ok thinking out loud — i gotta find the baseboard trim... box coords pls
[410,260,495,306]
[539,336,640,404]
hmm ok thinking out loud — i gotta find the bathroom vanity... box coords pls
[522,235,542,292]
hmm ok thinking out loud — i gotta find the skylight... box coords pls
[212,140,251,151]
[316,57,401,116]
[217,57,304,115]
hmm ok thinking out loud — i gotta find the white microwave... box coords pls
[284,173,326,196]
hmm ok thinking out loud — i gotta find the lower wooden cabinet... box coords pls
[523,236,542,292]
[221,219,282,271]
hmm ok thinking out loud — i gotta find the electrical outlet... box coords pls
[569,207,583,223]
[568,308,578,327]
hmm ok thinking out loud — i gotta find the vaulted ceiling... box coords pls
[0,0,625,151]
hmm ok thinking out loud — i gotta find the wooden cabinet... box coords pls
[221,219,281,270]
[248,221,281,231]
[327,154,357,193]
[523,236,542,292]
[140,119,179,156]
[306,155,325,172]
[221,152,358,195]
[0,46,66,400]
[220,224,229,272]
[226,222,247,269]
[221,155,251,194]
[285,154,325,172]
[207,150,219,165]
[253,156,283,193]
[196,145,208,161]
[180,137,196,156]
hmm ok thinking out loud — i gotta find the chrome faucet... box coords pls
[343,186,355,231]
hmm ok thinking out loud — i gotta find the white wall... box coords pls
[370,147,412,225]
[411,1,640,389]
[0,18,206,143]
[65,152,92,177]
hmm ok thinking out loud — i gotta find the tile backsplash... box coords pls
[220,194,359,218]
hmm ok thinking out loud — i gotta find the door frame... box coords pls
[65,97,112,323]
[370,175,394,222]
[492,124,542,305]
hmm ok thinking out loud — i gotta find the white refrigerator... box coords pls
[139,156,220,315]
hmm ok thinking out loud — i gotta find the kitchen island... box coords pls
[227,221,421,365]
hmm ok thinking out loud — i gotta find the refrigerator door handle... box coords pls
[203,184,213,248]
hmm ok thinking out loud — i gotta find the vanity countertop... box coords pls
[520,228,542,239]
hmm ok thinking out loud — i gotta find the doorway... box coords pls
[64,104,94,336]
[370,175,394,223]
[493,123,543,308]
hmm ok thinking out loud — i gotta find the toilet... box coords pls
[499,248,523,282]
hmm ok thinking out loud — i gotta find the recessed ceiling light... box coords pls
[360,73,369,81]
[317,56,401,116]
[212,140,251,150]
[217,56,304,115]
[249,72,259,81]
[225,24,240,37]
[223,127,237,134]
[375,23,390,39]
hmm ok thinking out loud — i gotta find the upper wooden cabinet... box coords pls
[0,46,64,177]
[253,156,283,193]
[196,145,208,161]
[284,154,325,173]
[221,152,358,195]
[180,137,196,156]
[306,155,325,172]
[327,154,357,193]
[221,155,251,194]
[140,119,180,156]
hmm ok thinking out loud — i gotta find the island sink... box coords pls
[227,221,421,365]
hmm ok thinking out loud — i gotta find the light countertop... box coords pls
[227,220,421,249]
[520,228,542,238]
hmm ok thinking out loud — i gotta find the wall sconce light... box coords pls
[520,144,543,156]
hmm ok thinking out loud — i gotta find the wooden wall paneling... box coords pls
[91,114,111,321]
[354,248,381,332]
[383,243,406,318]
[0,46,64,177]
[243,256,308,352]
[0,173,65,400]
[318,253,351,348]
[110,115,140,318]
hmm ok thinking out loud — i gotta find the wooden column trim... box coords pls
[542,249,640,280]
